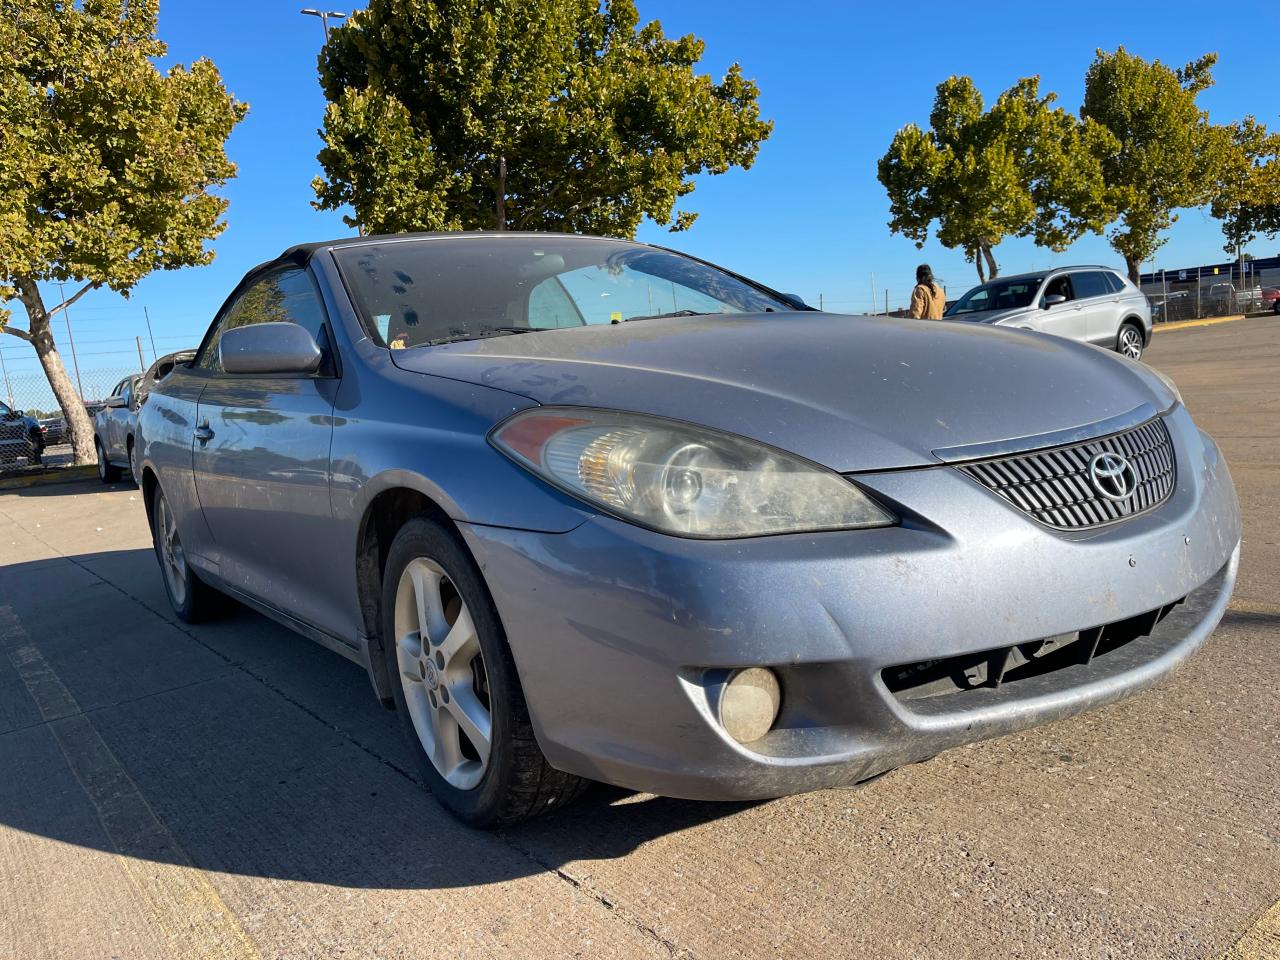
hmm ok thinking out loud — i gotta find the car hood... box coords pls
[943,306,1030,325]
[390,313,1168,472]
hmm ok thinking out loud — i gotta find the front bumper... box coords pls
[460,405,1241,800]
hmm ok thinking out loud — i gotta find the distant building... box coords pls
[1139,255,1280,292]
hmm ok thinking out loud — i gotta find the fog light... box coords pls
[718,667,781,744]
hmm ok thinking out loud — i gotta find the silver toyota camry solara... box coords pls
[138,232,1241,826]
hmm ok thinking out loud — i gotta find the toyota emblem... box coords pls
[1088,451,1138,501]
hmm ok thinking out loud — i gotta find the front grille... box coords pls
[958,417,1175,529]
[882,596,1186,703]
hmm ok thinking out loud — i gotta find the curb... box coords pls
[0,464,99,491]
[1153,314,1245,333]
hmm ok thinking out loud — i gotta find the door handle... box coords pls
[194,421,214,444]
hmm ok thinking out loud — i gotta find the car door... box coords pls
[99,378,126,461]
[1068,270,1117,344]
[190,266,348,635]
[1034,274,1090,341]
[110,377,138,461]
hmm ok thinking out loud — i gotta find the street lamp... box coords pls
[300,8,346,40]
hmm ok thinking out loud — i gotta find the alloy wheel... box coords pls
[1119,326,1143,360]
[394,557,492,790]
[155,492,188,607]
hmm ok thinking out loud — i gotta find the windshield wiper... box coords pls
[420,326,540,346]
[622,309,710,322]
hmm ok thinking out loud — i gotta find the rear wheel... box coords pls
[151,484,219,622]
[127,438,139,486]
[1117,322,1144,361]
[382,516,585,826]
[95,438,121,483]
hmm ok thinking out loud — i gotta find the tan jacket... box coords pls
[908,281,945,320]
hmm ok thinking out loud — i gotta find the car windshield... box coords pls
[332,236,790,349]
[945,276,1044,318]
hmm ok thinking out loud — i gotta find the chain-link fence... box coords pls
[0,366,141,473]
[1140,261,1280,324]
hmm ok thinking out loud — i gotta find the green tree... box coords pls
[312,0,772,237]
[1210,116,1280,258]
[878,76,1114,281]
[0,0,246,463]
[1082,47,1222,282]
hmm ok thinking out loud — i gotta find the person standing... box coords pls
[908,264,945,320]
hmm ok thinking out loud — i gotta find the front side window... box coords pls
[197,268,330,373]
[1043,275,1074,303]
[332,237,790,350]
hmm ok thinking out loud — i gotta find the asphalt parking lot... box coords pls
[1,319,1277,960]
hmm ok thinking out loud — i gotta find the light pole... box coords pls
[0,344,13,408]
[300,8,346,40]
[56,282,86,401]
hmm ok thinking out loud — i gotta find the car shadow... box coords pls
[0,545,765,891]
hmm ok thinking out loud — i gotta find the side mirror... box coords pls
[104,395,126,409]
[1042,294,1067,309]
[3,409,20,421]
[220,322,323,375]
[779,293,812,311]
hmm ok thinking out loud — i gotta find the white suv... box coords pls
[944,266,1152,360]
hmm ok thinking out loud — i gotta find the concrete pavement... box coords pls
[1,319,1277,959]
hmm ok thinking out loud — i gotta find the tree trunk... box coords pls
[981,244,999,280]
[14,279,96,464]
[974,254,985,284]
[1124,255,1141,285]
[494,155,507,231]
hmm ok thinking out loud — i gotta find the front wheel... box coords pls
[26,432,42,465]
[1272,299,1280,315]
[150,485,220,622]
[1117,322,1144,361]
[382,516,585,826]
[96,438,121,483]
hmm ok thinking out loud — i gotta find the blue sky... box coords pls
[3,0,1279,384]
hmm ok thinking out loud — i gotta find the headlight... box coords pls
[491,408,896,538]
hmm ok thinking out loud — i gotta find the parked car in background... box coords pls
[945,266,1152,359]
[0,400,44,465]
[137,233,1240,827]
[93,374,141,481]
[38,416,67,447]
[1261,287,1280,313]
[95,350,196,483]
[136,349,197,409]
[1205,282,1265,314]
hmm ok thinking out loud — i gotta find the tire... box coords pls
[127,438,139,486]
[150,483,220,623]
[1273,299,1280,315]
[381,516,586,827]
[1116,322,1144,361]
[95,438,121,483]
[26,432,42,466]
